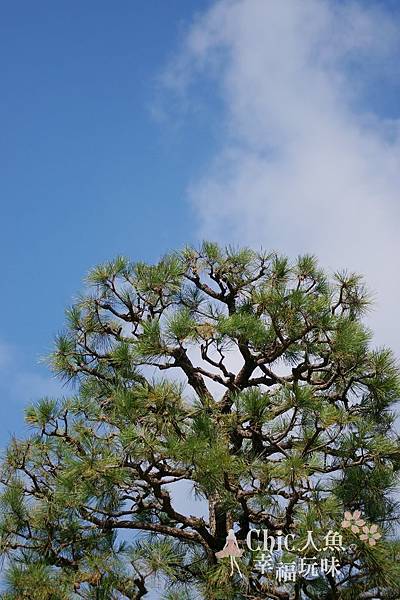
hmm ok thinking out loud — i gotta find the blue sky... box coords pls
[0,1,217,441]
[1,0,400,456]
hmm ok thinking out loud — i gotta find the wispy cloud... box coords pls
[162,0,400,350]
[0,339,63,442]
[0,341,13,370]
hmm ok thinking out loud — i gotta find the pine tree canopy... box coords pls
[1,242,400,599]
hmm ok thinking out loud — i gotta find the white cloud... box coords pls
[0,339,64,443]
[163,0,400,351]
[0,341,14,370]
[9,370,62,405]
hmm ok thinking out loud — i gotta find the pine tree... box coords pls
[1,243,399,599]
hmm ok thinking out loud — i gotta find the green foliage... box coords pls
[1,242,399,599]
[218,311,270,348]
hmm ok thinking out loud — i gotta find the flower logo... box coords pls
[341,510,365,533]
[341,511,381,547]
[359,524,381,547]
